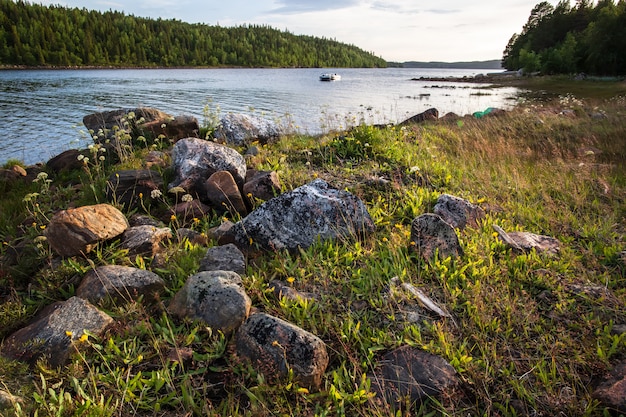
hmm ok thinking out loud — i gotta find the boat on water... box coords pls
[319,73,341,81]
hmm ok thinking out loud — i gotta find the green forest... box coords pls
[0,0,387,68]
[503,0,626,75]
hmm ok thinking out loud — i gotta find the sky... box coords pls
[35,0,556,62]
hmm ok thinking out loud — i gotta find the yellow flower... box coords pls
[170,214,177,221]
[286,277,295,284]
[65,330,73,338]
[410,241,416,246]
[382,237,388,242]
[79,333,89,343]
[138,192,143,199]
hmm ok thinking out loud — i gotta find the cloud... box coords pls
[270,0,359,14]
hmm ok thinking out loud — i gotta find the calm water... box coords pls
[0,67,520,165]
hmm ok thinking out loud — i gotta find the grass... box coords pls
[0,87,625,416]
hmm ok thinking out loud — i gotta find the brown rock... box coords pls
[593,360,626,413]
[46,149,85,173]
[120,225,172,256]
[139,115,199,142]
[45,204,129,257]
[243,170,281,202]
[205,170,247,216]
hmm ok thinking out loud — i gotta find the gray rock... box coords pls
[593,360,626,413]
[168,271,251,334]
[433,194,485,230]
[199,243,246,275]
[176,228,210,246]
[410,213,463,260]
[0,297,113,367]
[236,312,328,390]
[370,346,458,408]
[243,170,282,202]
[205,170,248,216]
[120,225,172,256]
[168,138,247,198]
[269,280,316,302]
[76,265,165,305]
[44,204,129,257]
[493,226,560,256]
[231,179,375,252]
[214,113,281,146]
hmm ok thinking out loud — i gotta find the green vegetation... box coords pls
[503,0,626,75]
[0,0,386,68]
[0,88,625,416]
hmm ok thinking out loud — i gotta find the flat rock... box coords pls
[0,297,113,367]
[433,194,485,230]
[76,264,165,305]
[370,346,458,408]
[230,179,375,252]
[138,114,199,142]
[410,213,463,260]
[45,204,129,257]
[493,226,561,256]
[198,243,246,275]
[236,312,328,390]
[168,138,247,198]
[168,271,251,334]
[120,225,172,256]
[214,113,281,146]
[205,170,248,216]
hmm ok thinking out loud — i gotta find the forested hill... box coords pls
[502,0,626,76]
[0,0,387,68]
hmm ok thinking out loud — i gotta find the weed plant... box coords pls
[0,94,624,416]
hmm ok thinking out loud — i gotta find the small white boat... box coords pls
[319,73,341,81]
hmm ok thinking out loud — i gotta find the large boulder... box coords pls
[214,113,281,146]
[168,271,251,335]
[236,312,329,390]
[45,204,129,257]
[433,194,485,230]
[0,297,113,367]
[76,265,166,305]
[230,179,375,252]
[168,138,247,199]
[409,213,463,260]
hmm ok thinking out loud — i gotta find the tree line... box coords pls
[502,0,626,76]
[0,0,387,68]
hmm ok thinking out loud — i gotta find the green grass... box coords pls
[0,93,625,416]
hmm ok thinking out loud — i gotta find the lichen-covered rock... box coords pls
[83,107,169,135]
[231,179,375,252]
[168,271,251,334]
[1,297,113,367]
[76,265,165,305]
[493,225,561,256]
[433,194,485,230]
[120,225,172,256]
[214,113,281,146]
[370,346,458,408]
[236,312,328,390]
[410,213,463,260]
[45,204,129,257]
[168,138,247,198]
[199,243,246,275]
